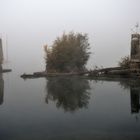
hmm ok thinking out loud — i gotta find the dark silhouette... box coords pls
[119,79,140,114]
[130,85,140,114]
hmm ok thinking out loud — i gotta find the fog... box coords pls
[0,0,140,73]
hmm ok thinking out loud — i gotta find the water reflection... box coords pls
[130,84,140,114]
[46,77,90,112]
[119,79,140,114]
[0,73,4,105]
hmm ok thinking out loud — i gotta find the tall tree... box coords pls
[44,32,90,73]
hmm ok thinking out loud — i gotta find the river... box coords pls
[0,73,140,140]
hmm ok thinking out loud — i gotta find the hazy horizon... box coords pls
[0,0,140,73]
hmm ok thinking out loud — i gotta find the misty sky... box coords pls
[0,0,140,73]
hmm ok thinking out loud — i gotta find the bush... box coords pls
[118,56,130,68]
[44,32,90,73]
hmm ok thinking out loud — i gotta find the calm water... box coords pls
[0,72,140,140]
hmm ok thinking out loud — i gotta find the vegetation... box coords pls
[118,56,130,68]
[44,32,90,73]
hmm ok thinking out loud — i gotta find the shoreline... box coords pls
[20,69,140,80]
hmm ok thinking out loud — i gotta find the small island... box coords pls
[21,32,90,78]
[21,31,140,79]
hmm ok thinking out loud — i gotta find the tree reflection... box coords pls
[0,73,4,105]
[46,76,90,112]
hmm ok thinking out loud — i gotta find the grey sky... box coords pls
[0,0,140,72]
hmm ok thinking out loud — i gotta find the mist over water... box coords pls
[0,0,140,139]
[0,0,140,73]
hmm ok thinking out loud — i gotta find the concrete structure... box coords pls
[130,33,140,69]
[0,38,3,64]
[0,38,3,72]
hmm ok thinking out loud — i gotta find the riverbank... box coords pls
[20,66,140,79]
[20,71,85,79]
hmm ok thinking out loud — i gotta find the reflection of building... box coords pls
[130,86,140,113]
[0,74,4,105]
